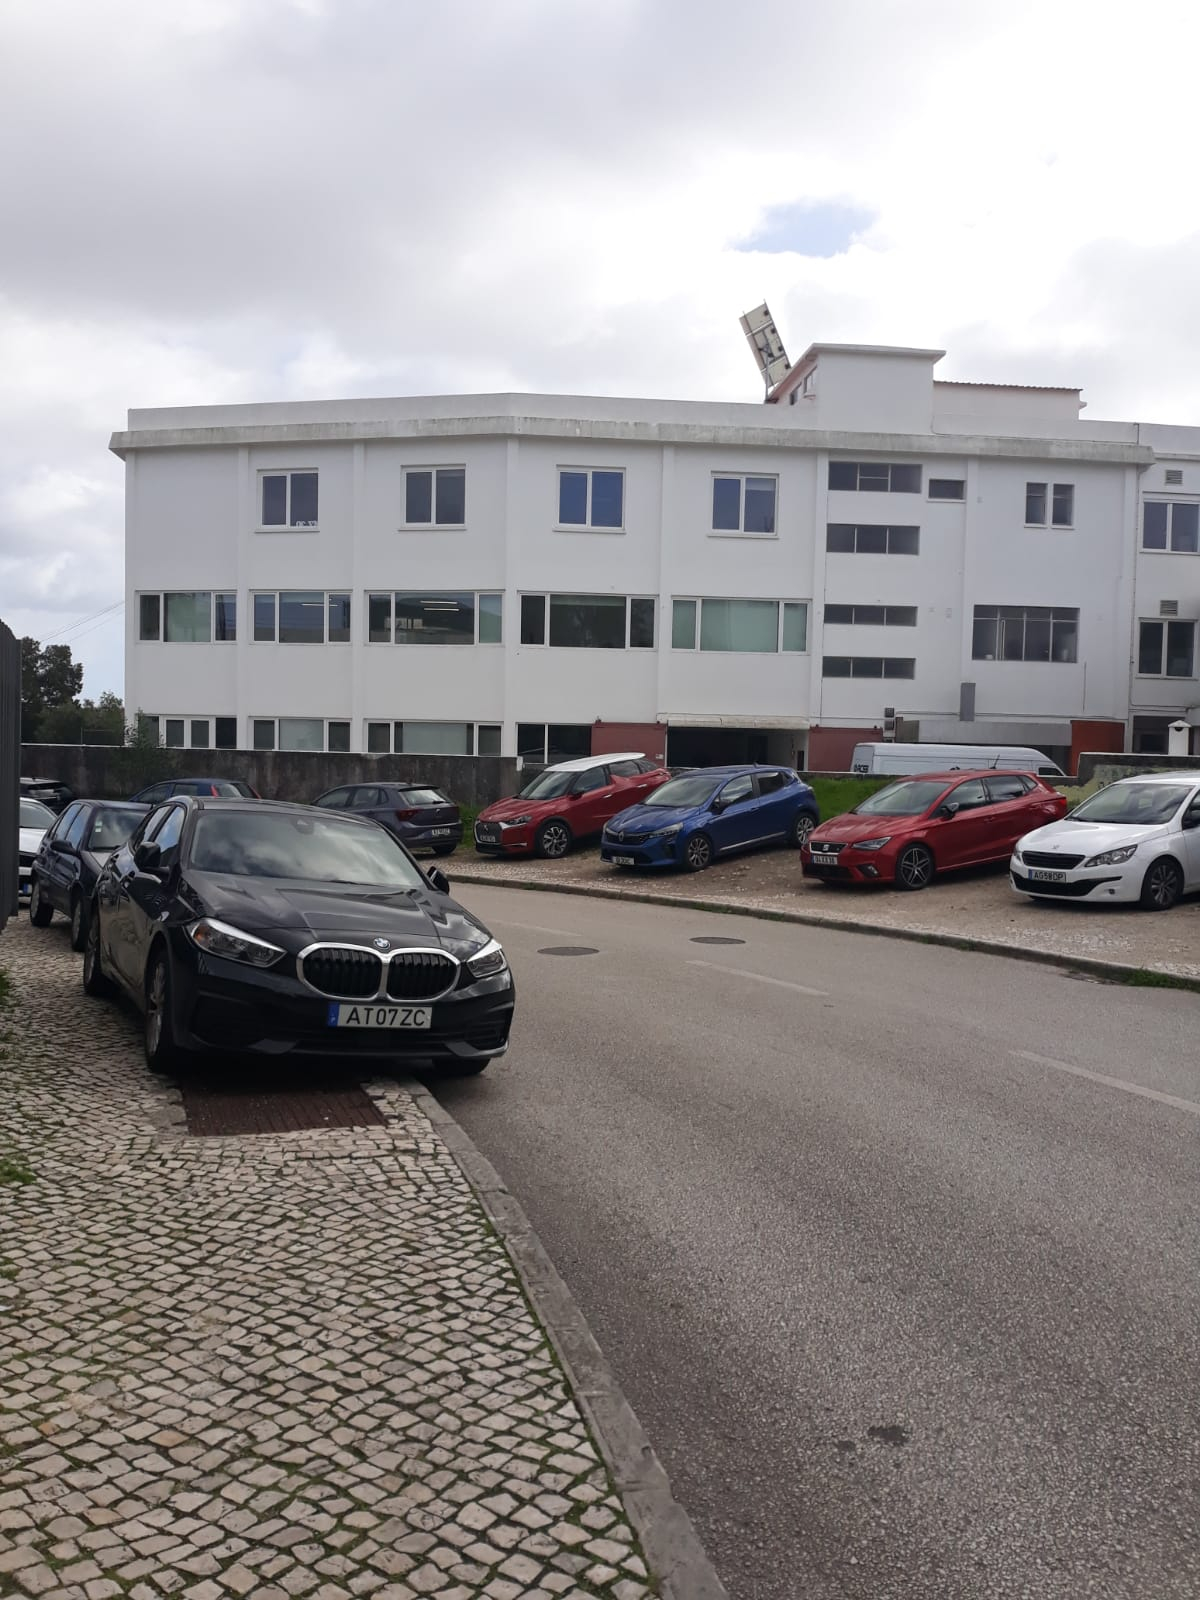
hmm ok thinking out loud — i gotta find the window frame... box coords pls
[709,472,779,538]
[828,461,922,494]
[518,594,657,650]
[365,590,503,646]
[821,656,916,680]
[1136,618,1197,679]
[258,469,319,531]
[400,465,467,530]
[825,524,920,556]
[364,721,501,757]
[1141,499,1200,554]
[250,590,352,645]
[137,590,237,644]
[147,715,238,750]
[823,603,918,627]
[669,596,809,654]
[971,605,1079,665]
[927,478,965,502]
[1025,480,1075,529]
[250,717,352,752]
[555,467,626,533]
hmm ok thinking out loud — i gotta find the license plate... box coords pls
[430,828,454,837]
[610,854,635,866]
[811,852,838,865]
[327,1003,432,1029]
[1027,868,1067,883]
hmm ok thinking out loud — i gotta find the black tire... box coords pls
[432,843,457,857]
[143,949,180,1073]
[790,812,816,849]
[683,832,713,873]
[69,892,87,953]
[82,911,115,999]
[28,877,53,927]
[894,843,934,891]
[535,819,572,860]
[1140,857,1183,912]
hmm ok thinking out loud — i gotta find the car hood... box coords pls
[810,812,922,843]
[19,826,46,852]
[606,802,699,833]
[479,795,558,822]
[1016,820,1169,854]
[185,871,490,952]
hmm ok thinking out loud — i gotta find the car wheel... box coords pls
[895,843,934,891]
[790,812,816,849]
[1140,857,1184,911]
[535,819,572,860]
[432,843,457,857]
[69,892,87,952]
[683,832,713,872]
[82,912,115,999]
[144,950,180,1073]
[28,877,53,927]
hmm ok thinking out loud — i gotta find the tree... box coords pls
[109,711,179,792]
[20,637,85,742]
[19,636,43,742]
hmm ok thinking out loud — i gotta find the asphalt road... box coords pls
[430,884,1200,1600]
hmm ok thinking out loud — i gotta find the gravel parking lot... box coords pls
[455,846,1200,981]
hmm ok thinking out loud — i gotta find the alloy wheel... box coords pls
[71,898,83,949]
[146,962,166,1056]
[897,846,932,890]
[792,814,815,849]
[1145,860,1182,910]
[539,823,570,859]
[685,834,712,871]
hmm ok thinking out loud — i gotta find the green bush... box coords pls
[808,776,892,819]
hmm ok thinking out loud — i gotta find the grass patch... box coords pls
[0,1156,34,1187]
[1124,968,1197,991]
[809,776,892,818]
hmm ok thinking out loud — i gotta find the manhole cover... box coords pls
[537,946,599,957]
[181,1084,386,1137]
[690,936,746,946]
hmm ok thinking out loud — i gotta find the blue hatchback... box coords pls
[600,765,819,873]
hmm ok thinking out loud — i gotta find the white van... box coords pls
[850,742,1066,778]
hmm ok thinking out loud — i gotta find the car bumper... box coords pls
[474,825,534,855]
[802,848,896,883]
[1010,863,1134,902]
[401,824,464,850]
[599,834,680,868]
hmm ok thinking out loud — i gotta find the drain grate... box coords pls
[537,946,599,957]
[690,936,746,946]
[181,1083,386,1137]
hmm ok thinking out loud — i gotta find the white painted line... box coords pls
[1011,1049,1200,1119]
[686,959,828,998]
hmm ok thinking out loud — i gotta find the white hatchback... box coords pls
[1011,772,1200,910]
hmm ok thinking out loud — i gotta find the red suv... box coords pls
[802,770,1067,890]
[475,753,671,859]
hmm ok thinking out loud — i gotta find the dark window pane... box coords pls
[477,724,502,756]
[1051,483,1074,526]
[824,604,853,624]
[290,472,318,526]
[477,592,502,644]
[278,591,325,644]
[549,594,627,648]
[828,461,857,490]
[368,593,392,643]
[1167,621,1194,677]
[855,605,885,625]
[712,476,741,530]
[252,719,275,750]
[328,593,351,643]
[972,615,997,659]
[253,593,276,642]
[856,525,887,554]
[559,471,588,525]
[547,725,590,763]
[851,657,884,677]
[139,594,161,641]
[517,723,546,761]
[1143,502,1168,549]
[1001,615,1025,660]
[214,717,237,749]
[435,467,465,525]
[590,471,623,528]
[929,478,964,500]
[215,593,236,642]
[394,592,474,644]
[890,464,921,493]
[671,598,697,649]
[1025,482,1047,524]
[888,525,920,554]
[629,597,655,648]
[261,474,287,526]
[883,658,915,679]
[858,464,889,491]
[826,523,855,553]
[886,607,918,626]
[189,719,210,749]
[164,591,211,643]
[1138,621,1163,675]
[1171,503,1199,553]
[1024,617,1051,661]
[521,594,546,645]
[823,656,852,677]
[406,470,433,523]
[328,721,350,753]
[1051,614,1078,663]
[163,718,185,748]
[366,722,391,753]
[743,477,776,533]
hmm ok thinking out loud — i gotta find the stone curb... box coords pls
[448,869,1200,992]
[406,1077,730,1600]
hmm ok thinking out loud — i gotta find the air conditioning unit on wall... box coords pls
[882,707,896,741]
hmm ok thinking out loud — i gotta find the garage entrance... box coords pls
[665,726,804,769]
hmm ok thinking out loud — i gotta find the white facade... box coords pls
[113,345,1200,770]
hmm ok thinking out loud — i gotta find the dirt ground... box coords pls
[451,842,1200,981]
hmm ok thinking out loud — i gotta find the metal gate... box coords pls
[0,621,20,930]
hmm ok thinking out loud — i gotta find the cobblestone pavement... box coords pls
[0,919,658,1600]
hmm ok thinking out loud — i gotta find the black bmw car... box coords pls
[84,797,514,1073]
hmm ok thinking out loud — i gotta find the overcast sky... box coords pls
[3,0,1200,700]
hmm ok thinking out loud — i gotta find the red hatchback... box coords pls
[475,752,671,859]
[802,770,1067,890]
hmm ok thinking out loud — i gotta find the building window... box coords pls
[519,595,655,649]
[215,717,237,749]
[1143,501,1200,553]
[928,478,965,501]
[260,470,318,529]
[366,591,501,645]
[712,474,777,535]
[403,466,466,528]
[670,597,808,653]
[251,591,351,644]
[1025,481,1074,527]
[822,657,915,679]
[828,462,921,493]
[138,591,236,643]
[972,605,1079,664]
[365,721,500,756]
[824,604,918,626]
[215,592,237,641]
[558,469,624,530]
[477,724,501,756]
[151,714,239,750]
[1131,716,1172,754]
[516,724,591,764]
[826,524,920,555]
[1138,619,1195,678]
[252,717,350,752]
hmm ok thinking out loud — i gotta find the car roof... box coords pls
[884,769,1031,782]
[545,751,647,772]
[1113,770,1200,783]
[86,800,149,811]
[666,764,795,778]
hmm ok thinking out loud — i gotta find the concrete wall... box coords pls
[1076,752,1200,787]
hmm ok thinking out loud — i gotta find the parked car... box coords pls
[18,798,55,903]
[129,777,261,803]
[474,753,670,859]
[600,765,819,872]
[28,800,150,948]
[850,742,1066,778]
[312,783,462,855]
[1011,772,1200,911]
[84,797,514,1072]
[803,770,1067,890]
[21,776,76,813]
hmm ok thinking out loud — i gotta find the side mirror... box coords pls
[1184,812,1200,833]
[710,797,726,814]
[134,840,164,877]
[935,801,960,820]
[427,867,450,895]
[49,837,75,855]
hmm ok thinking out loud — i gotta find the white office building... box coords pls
[112,342,1200,772]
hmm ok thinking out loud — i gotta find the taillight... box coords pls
[394,809,416,822]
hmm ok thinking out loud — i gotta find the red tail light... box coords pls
[394,808,417,822]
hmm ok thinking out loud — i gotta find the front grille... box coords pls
[302,947,383,999]
[386,951,458,1002]
[607,829,651,845]
[1013,873,1102,898]
[1022,850,1085,870]
[475,823,500,841]
[808,841,846,855]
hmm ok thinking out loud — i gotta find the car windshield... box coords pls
[87,807,143,853]
[189,810,428,888]
[1068,782,1194,826]
[854,780,953,817]
[20,799,54,829]
[519,770,578,800]
[643,774,721,808]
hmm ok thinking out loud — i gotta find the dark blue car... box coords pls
[600,765,819,872]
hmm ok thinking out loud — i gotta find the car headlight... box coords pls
[853,836,892,850]
[649,823,683,839]
[500,815,532,828]
[466,938,508,980]
[1083,844,1139,868]
[187,918,285,968]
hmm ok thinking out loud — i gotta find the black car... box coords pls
[29,800,150,949]
[130,777,261,803]
[21,776,76,814]
[84,797,514,1073]
[312,783,463,855]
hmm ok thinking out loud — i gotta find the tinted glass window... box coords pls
[520,595,546,645]
[645,774,720,808]
[1070,783,1192,825]
[396,789,447,807]
[608,761,640,778]
[949,779,988,810]
[190,810,426,887]
[518,769,576,800]
[757,772,788,795]
[88,807,143,852]
[65,808,90,849]
[151,807,185,858]
[314,789,353,809]
[986,775,1029,802]
[855,781,951,817]
[572,769,608,794]
[47,803,82,840]
[719,774,755,806]
[20,799,55,829]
